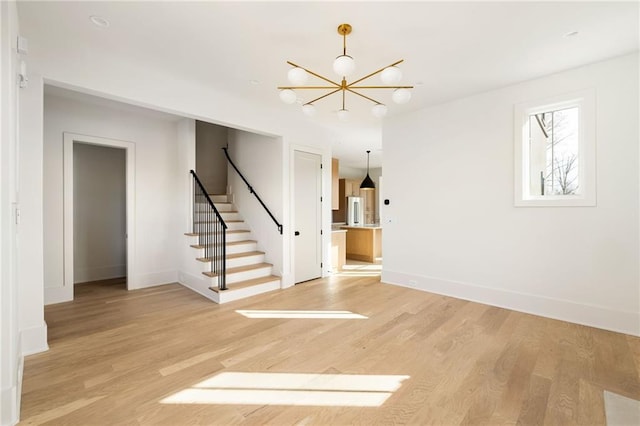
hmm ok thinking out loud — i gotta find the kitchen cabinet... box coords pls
[331,229,347,272]
[340,225,382,263]
[331,158,339,210]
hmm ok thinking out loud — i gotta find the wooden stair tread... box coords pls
[202,262,272,277]
[227,240,257,246]
[227,250,265,259]
[191,240,256,249]
[210,275,280,293]
[194,219,243,224]
[184,230,249,236]
[196,251,265,263]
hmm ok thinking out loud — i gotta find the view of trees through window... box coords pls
[528,107,579,196]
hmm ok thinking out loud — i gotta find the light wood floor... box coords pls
[20,275,640,425]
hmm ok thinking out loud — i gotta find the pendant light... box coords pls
[360,150,375,190]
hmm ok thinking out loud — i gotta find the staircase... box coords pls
[182,194,281,304]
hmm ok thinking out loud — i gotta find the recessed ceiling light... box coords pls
[564,31,579,38]
[90,15,110,28]
[249,79,260,85]
[414,81,424,87]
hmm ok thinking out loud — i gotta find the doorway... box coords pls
[293,150,322,283]
[63,133,135,300]
[73,143,126,292]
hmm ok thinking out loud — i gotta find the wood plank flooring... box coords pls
[19,275,640,425]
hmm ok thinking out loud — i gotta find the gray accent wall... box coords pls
[73,143,126,283]
[196,121,228,195]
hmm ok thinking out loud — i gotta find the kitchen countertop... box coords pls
[339,224,382,230]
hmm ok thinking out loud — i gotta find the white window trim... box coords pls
[514,89,596,207]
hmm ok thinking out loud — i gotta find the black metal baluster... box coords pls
[190,170,228,292]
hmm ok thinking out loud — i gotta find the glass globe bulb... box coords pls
[287,67,308,85]
[302,104,316,116]
[279,89,297,104]
[380,66,402,85]
[336,109,349,121]
[392,88,412,104]
[333,55,355,77]
[371,104,388,118]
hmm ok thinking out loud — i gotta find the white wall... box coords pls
[227,130,284,278]
[195,121,227,195]
[73,144,126,283]
[43,93,182,303]
[1,2,22,424]
[383,53,640,336]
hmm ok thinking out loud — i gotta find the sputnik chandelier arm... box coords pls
[278,23,414,120]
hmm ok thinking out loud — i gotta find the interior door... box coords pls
[294,150,322,283]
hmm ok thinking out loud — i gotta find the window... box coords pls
[514,90,596,206]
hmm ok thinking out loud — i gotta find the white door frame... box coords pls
[63,132,135,299]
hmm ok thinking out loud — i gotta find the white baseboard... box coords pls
[44,285,73,305]
[20,323,49,356]
[132,270,178,289]
[74,264,126,284]
[0,383,18,426]
[382,270,640,337]
[178,271,217,302]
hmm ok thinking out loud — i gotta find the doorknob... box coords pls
[295,231,300,236]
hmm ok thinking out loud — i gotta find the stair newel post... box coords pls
[220,223,226,291]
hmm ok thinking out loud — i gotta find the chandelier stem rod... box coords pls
[342,89,345,110]
[347,59,404,87]
[287,61,341,87]
[306,88,343,105]
[343,32,347,55]
[349,85,415,89]
[346,88,382,105]
[278,86,339,90]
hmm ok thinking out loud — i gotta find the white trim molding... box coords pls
[514,89,596,207]
[61,133,136,304]
[382,270,640,337]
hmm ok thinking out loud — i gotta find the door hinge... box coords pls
[321,262,323,268]
[320,229,323,235]
[320,196,323,202]
[320,163,323,169]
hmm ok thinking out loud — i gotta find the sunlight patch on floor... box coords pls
[160,372,410,407]
[236,310,368,319]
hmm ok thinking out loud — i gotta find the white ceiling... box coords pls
[18,1,639,169]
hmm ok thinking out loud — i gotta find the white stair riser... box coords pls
[225,265,273,284]
[226,232,252,242]
[190,241,257,257]
[226,241,258,254]
[186,232,251,243]
[194,211,241,221]
[196,253,265,272]
[210,195,229,203]
[196,221,247,231]
[226,221,249,231]
[227,253,265,268]
[216,279,280,304]
[194,202,234,212]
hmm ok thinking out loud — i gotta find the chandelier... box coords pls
[278,23,413,120]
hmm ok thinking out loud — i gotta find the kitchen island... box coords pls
[339,225,382,263]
